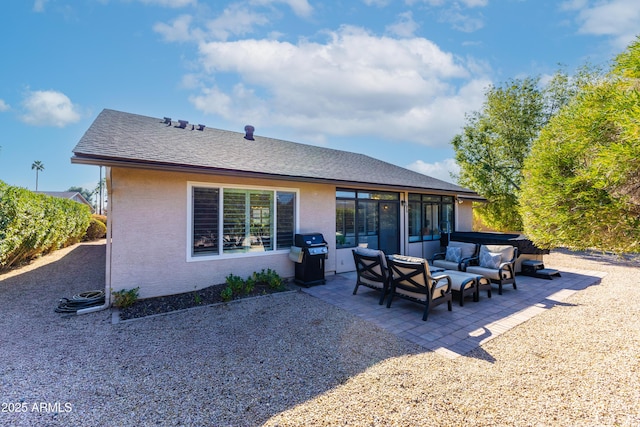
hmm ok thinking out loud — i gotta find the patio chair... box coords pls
[431,241,479,271]
[352,247,390,305]
[465,244,518,295]
[387,255,452,321]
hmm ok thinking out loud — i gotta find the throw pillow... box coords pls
[445,246,462,263]
[480,251,502,269]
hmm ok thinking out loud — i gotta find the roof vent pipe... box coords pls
[244,125,255,140]
[163,117,172,126]
[177,120,188,129]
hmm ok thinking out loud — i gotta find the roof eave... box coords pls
[71,154,478,196]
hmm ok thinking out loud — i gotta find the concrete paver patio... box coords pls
[302,267,605,359]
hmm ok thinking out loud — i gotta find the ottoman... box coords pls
[443,270,479,306]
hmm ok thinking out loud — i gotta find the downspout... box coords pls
[77,167,113,315]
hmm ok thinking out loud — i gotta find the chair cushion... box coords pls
[355,247,387,269]
[444,271,476,291]
[445,246,462,263]
[465,265,502,281]
[432,259,460,271]
[448,241,477,259]
[390,254,426,263]
[395,280,448,301]
[466,264,514,280]
[480,251,502,269]
[360,276,384,288]
[482,244,515,263]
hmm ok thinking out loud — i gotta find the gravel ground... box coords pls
[1,241,639,426]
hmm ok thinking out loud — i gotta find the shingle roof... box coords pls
[72,109,475,194]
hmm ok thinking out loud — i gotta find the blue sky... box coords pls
[1,0,638,196]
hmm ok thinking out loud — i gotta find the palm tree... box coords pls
[31,160,45,191]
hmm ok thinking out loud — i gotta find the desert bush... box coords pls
[221,269,285,300]
[84,217,107,240]
[92,214,107,226]
[253,268,284,290]
[112,287,139,308]
[0,181,91,270]
[226,273,245,294]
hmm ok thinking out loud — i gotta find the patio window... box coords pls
[408,194,454,242]
[336,189,399,250]
[189,183,297,258]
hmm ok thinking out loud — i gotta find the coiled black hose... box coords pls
[55,290,105,313]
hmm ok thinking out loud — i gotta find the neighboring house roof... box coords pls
[72,109,477,195]
[36,191,94,211]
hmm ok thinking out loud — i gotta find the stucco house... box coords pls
[71,109,481,299]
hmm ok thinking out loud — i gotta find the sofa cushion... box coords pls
[449,241,477,259]
[445,246,462,263]
[481,244,515,263]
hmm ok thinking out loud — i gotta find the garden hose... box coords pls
[55,290,105,313]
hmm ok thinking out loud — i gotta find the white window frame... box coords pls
[187,181,299,262]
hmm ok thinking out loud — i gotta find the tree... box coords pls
[451,77,545,231]
[519,36,640,253]
[93,177,106,215]
[31,160,44,191]
[67,186,93,204]
[451,68,601,231]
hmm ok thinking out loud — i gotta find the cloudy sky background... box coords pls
[1,0,638,193]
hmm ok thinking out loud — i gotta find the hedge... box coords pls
[0,180,92,270]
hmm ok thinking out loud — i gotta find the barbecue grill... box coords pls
[289,232,328,287]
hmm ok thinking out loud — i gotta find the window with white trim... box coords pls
[190,183,297,258]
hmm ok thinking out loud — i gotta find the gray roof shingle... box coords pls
[72,109,475,194]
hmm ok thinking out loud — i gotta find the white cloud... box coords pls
[250,0,313,18]
[20,90,82,127]
[189,26,488,147]
[0,99,9,112]
[362,0,392,6]
[460,0,488,7]
[406,158,460,183]
[571,0,640,49]
[33,0,48,12]
[439,8,484,33]
[560,0,588,11]
[205,5,270,41]
[138,0,197,7]
[154,6,270,42]
[386,11,420,38]
[154,14,197,42]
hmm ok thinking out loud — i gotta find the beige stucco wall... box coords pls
[456,200,474,231]
[107,167,477,298]
[108,167,336,298]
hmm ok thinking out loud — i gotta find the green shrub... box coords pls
[84,218,107,240]
[220,286,233,302]
[0,181,92,270]
[221,269,285,301]
[112,287,139,308]
[255,268,284,290]
[226,273,245,295]
[92,214,107,226]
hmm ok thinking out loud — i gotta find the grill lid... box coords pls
[294,233,327,247]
